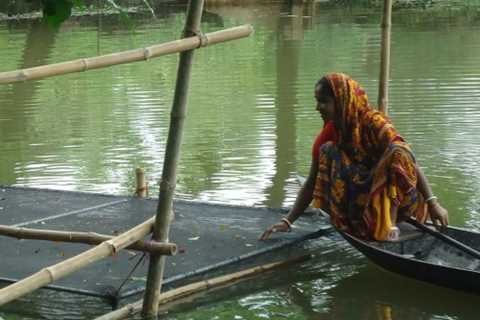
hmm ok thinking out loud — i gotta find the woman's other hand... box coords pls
[259,221,290,241]
[428,200,449,229]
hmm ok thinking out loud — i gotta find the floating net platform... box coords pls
[0,186,328,306]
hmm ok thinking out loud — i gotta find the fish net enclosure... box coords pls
[0,186,328,305]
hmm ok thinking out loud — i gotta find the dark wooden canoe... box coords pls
[339,223,480,295]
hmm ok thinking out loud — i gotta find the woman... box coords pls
[260,73,448,241]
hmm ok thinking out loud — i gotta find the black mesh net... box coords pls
[0,186,327,304]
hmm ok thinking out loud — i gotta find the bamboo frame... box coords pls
[0,25,253,85]
[0,1,254,310]
[0,224,176,255]
[378,0,393,114]
[142,0,205,316]
[0,216,156,306]
[95,254,312,320]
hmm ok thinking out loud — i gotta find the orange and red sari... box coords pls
[312,73,428,240]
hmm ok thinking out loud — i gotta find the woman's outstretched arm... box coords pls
[416,164,449,228]
[259,158,319,240]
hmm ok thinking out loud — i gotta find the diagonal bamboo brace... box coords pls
[0,25,253,85]
[0,216,156,306]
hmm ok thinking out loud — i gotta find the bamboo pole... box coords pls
[142,0,205,317]
[95,254,312,320]
[0,25,253,85]
[135,168,148,198]
[378,0,393,114]
[0,216,156,306]
[0,224,176,255]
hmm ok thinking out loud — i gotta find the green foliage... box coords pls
[38,0,155,29]
[39,0,120,29]
[72,0,85,7]
[41,0,74,28]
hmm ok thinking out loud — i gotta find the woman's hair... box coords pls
[315,77,335,101]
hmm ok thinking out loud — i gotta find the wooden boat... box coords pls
[340,222,480,295]
[295,175,480,294]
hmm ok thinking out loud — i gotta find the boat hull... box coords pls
[340,225,480,295]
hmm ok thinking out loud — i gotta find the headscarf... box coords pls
[325,73,402,164]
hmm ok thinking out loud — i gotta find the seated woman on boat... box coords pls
[260,73,449,241]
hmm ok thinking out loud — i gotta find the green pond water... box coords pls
[1,0,480,319]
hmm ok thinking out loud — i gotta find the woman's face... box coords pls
[315,85,335,123]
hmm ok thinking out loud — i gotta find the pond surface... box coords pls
[1,0,480,319]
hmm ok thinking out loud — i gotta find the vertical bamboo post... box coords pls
[135,168,147,197]
[378,0,393,114]
[97,0,102,55]
[141,0,204,318]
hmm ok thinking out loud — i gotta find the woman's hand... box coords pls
[428,200,449,229]
[259,221,290,241]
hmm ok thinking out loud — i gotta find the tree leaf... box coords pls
[41,0,73,28]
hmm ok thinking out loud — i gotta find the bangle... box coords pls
[425,195,438,203]
[281,217,293,231]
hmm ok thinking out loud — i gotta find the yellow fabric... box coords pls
[372,189,393,240]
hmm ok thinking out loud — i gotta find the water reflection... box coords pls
[0,284,112,320]
[0,21,58,184]
[310,263,480,320]
[263,0,304,207]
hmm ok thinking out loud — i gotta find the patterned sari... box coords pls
[312,73,428,240]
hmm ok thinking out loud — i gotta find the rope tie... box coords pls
[105,239,119,255]
[143,47,152,60]
[17,71,27,82]
[81,58,89,71]
[196,32,209,48]
[44,267,56,282]
[135,183,149,196]
[183,29,209,48]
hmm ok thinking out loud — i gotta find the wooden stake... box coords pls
[0,224,176,255]
[0,25,253,85]
[378,0,393,114]
[142,0,205,317]
[95,254,312,320]
[0,216,155,306]
[135,168,148,198]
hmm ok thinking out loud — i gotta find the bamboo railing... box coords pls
[0,5,253,308]
[0,216,155,306]
[95,254,312,320]
[0,224,176,255]
[0,25,253,85]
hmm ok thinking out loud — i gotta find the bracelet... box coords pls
[425,195,438,203]
[281,218,293,231]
